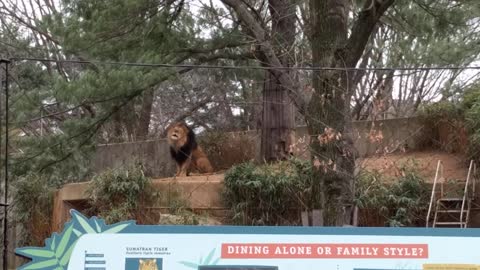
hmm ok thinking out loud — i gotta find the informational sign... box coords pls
[15,210,480,270]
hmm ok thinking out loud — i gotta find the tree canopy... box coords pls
[0,0,479,225]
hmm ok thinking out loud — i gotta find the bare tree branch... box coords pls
[345,0,395,67]
[220,0,306,113]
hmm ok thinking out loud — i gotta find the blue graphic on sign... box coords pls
[15,210,133,270]
[14,209,480,270]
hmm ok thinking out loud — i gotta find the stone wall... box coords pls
[93,117,423,178]
[51,176,480,230]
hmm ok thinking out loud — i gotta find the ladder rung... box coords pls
[438,198,464,202]
[435,222,466,225]
[436,210,468,213]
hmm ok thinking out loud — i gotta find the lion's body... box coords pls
[138,259,158,270]
[166,122,214,177]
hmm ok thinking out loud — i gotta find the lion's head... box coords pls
[166,122,190,148]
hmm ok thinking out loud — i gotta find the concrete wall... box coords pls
[52,175,225,232]
[93,117,423,178]
[294,117,423,158]
[52,176,480,229]
[93,138,176,179]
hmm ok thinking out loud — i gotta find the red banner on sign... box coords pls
[221,243,428,259]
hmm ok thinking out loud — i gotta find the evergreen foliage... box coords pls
[0,0,478,237]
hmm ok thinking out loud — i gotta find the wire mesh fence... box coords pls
[1,57,480,267]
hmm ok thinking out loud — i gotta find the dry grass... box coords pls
[359,150,468,182]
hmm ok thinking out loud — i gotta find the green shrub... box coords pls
[223,159,314,225]
[462,83,480,111]
[86,163,222,226]
[416,91,480,159]
[13,174,54,246]
[355,160,430,227]
[417,100,462,120]
[224,158,430,227]
[463,84,480,161]
[85,163,157,224]
[416,101,464,151]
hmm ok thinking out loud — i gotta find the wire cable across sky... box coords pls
[9,57,480,71]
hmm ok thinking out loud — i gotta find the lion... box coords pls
[166,122,214,177]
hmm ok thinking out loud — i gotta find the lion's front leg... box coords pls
[175,162,182,177]
[177,157,191,177]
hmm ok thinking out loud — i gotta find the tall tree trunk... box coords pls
[221,0,394,225]
[307,0,356,226]
[261,0,296,161]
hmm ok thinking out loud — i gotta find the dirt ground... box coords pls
[358,150,469,182]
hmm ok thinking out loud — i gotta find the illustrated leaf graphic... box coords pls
[179,261,199,269]
[59,240,77,266]
[202,248,216,264]
[17,210,139,269]
[22,258,58,269]
[17,248,54,258]
[73,229,82,237]
[94,219,101,232]
[211,257,221,265]
[103,222,132,233]
[55,224,73,258]
[50,235,57,251]
[72,211,96,234]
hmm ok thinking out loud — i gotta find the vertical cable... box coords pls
[1,59,10,270]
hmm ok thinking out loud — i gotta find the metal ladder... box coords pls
[426,160,477,228]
